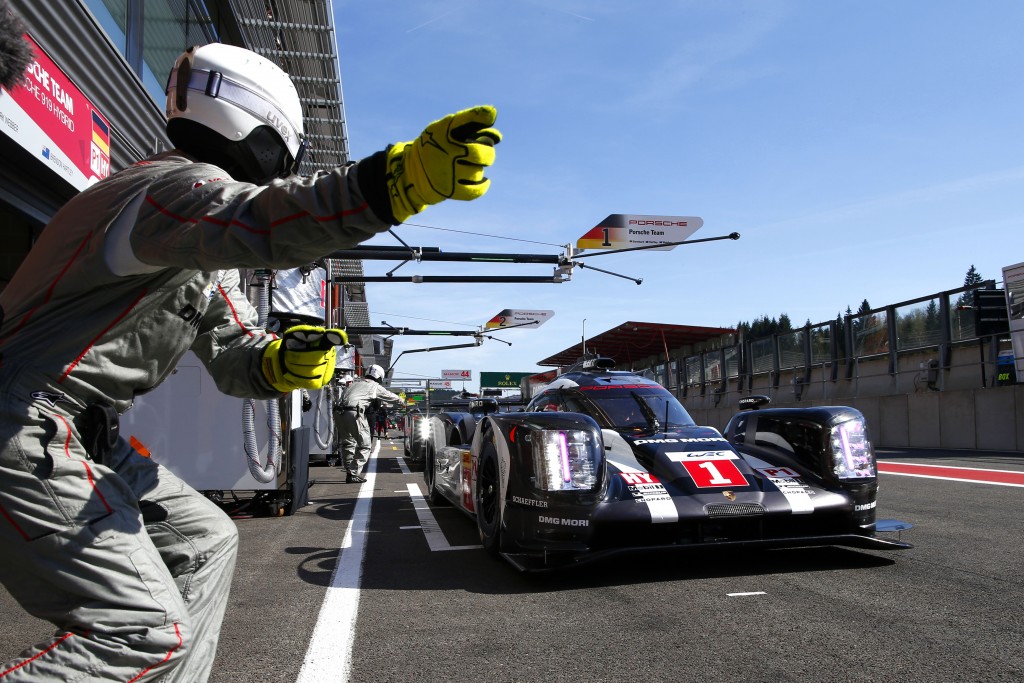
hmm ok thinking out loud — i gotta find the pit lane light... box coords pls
[830,418,876,480]
[532,429,600,491]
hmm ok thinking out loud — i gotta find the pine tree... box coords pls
[956,265,984,310]
[964,265,983,288]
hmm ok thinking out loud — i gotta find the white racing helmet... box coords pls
[165,43,306,183]
[366,364,386,382]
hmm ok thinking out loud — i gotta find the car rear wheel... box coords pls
[476,443,501,555]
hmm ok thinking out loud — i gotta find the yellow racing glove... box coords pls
[261,325,348,393]
[386,105,502,224]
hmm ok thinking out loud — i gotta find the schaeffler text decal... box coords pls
[512,495,548,508]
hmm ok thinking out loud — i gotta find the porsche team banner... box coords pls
[0,32,111,190]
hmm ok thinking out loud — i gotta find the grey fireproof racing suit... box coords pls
[337,378,403,476]
[0,150,391,682]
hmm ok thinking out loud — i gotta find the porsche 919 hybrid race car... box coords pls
[404,396,522,466]
[419,357,912,571]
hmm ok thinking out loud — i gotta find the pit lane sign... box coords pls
[440,369,471,380]
[577,214,702,251]
[484,309,554,329]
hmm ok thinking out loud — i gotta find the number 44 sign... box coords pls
[667,451,749,488]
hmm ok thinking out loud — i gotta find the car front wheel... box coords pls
[424,446,448,506]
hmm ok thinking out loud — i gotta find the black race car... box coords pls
[405,396,523,467]
[423,357,912,571]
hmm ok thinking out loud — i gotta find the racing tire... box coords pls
[424,446,449,506]
[475,442,502,555]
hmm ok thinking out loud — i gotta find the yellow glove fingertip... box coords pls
[462,104,498,126]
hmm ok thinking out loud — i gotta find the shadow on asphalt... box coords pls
[282,473,901,593]
[278,449,906,593]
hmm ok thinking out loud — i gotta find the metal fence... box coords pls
[635,280,1015,402]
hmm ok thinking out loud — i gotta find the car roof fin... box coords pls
[564,355,617,373]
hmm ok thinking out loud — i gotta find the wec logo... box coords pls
[667,450,738,461]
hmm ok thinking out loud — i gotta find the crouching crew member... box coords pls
[0,38,500,683]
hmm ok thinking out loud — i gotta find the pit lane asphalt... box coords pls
[1,442,1021,682]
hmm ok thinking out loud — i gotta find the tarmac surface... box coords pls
[1,440,1022,682]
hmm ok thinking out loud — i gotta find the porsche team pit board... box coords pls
[484,309,555,329]
[577,214,703,250]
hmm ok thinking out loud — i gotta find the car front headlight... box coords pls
[532,428,600,491]
[417,419,431,441]
[830,418,876,480]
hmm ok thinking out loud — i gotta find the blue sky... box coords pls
[332,0,1024,386]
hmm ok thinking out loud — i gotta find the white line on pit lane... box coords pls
[295,446,379,683]
[396,449,412,475]
[406,483,482,552]
[727,591,767,597]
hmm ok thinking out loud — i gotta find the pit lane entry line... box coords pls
[406,483,483,552]
[877,461,1024,487]
[295,446,380,683]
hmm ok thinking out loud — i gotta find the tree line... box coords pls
[734,265,986,356]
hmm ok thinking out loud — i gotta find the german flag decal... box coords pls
[91,109,110,156]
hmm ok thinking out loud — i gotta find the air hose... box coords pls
[243,269,282,483]
[312,384,333,450]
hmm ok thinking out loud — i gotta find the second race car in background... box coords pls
[405,396,521,469]
[421,357,912,571]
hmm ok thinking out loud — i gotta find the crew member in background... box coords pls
[364,397,380,446]
[375,407,389,438]
[0,36,501,683]
[331,372,354,466]
[337,364,404,483]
